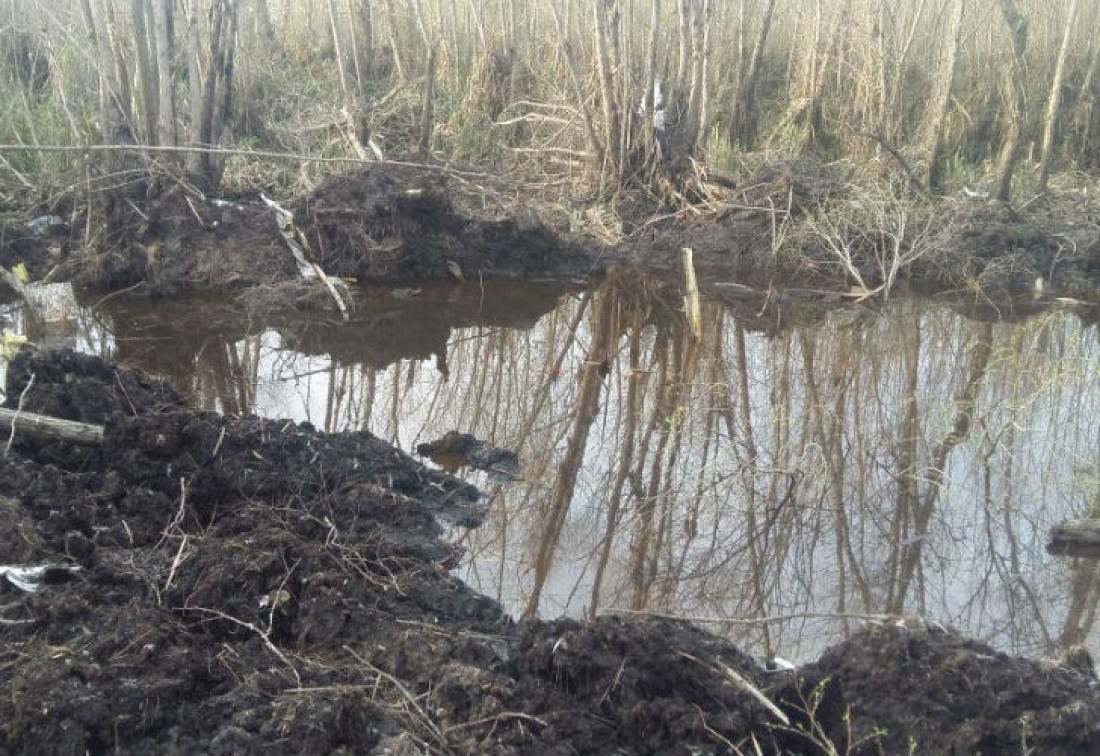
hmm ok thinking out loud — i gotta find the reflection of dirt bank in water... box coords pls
[59,167,598,296]
[2,350,1098,755]
[99,280,580,383]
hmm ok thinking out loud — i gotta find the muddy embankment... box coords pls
[5,161,1100,307]
[2,166,600,299]
[624,161,1100,303]
[1,348,1099,756]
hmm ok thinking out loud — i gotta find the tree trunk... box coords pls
[682,0,704,151]
[131,0,159,144]
[252,0,274,43]
[1037,0,1079,192]
[1072,31,1100,161]
[85,0,121,143]
[728,0,779,148]
[926,0,965,193]
[642,0,660,117]
[594,0,622,184]
[353,0,373,82]
[381,0,405,78]
[416,40,439,159]
[154,0,176,147]
[676,0,690,98]
[187,2,203,165]
[328,0,354,100]
[991,0,1028,203]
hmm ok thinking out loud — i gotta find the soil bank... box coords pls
[4,162,1100,310]
[1,349,1098,755]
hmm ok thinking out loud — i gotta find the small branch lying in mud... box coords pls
[342,645,449,749]
[4,374,34,457]
[189,606,301,686]
[678,651,790,726]
[599,607,891,625]
[0,407,104,446]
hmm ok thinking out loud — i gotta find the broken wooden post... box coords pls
[681,247,702,342]
[0,407,104,445]
[1047,520,1100,559]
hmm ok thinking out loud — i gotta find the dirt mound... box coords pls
[2,351,1098,756]
[0,221,69,288]
[4,347,184,421]
[64,167,598,296]
[293,170,594,282]
[807,623,1100,756]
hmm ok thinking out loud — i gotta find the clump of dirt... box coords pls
[2,350,1098,756]
[416,430,520,480]
[4,347,184,421]
[62,166,599,297]
[0,221,68,284]
[806,623,1100,756]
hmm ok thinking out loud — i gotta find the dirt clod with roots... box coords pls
[1,350,1098,756]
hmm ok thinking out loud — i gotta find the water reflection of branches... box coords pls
[85,285,1100,661]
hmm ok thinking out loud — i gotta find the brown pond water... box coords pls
[4,279,1098,664]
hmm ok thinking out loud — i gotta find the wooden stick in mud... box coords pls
[681,247,702,342]
[260,194,350,322]
[0,407,104,445]
[1048,520,1100,559]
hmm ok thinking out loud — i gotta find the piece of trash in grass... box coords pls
[0,563,82,593]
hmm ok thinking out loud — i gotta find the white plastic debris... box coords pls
[26,215,64,235]
[767,656,797,672]
[0,563,82,593]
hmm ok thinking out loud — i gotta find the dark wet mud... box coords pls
[41,166,599,297]
[2,349,1098,756]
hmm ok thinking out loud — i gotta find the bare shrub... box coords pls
[803,184,955,299]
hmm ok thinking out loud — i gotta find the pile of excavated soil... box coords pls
[43,166,598,297]
[1,350,1098,756]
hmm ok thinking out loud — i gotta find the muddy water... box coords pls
[5,280,1099,663]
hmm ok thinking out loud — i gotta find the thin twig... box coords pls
[679,651,790,726]
[5,373,35,458]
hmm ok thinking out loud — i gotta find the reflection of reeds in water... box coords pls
[81,285,1100,661]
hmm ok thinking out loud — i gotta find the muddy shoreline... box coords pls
[1,349,1098,755]
[3,164,1100,311]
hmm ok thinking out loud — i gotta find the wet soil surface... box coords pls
[2,350,1099,755]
